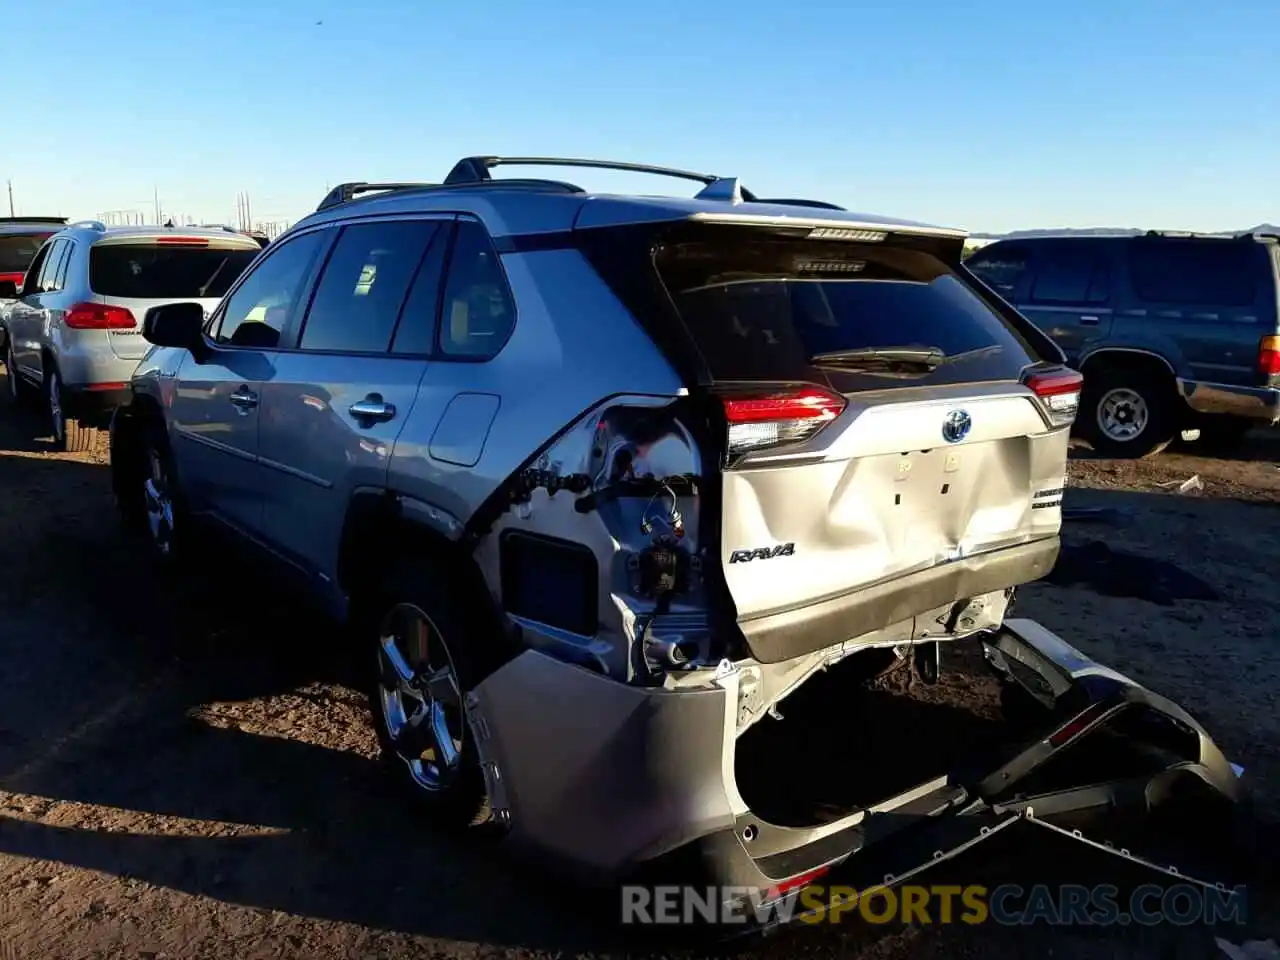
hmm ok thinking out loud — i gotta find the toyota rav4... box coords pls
[109,157,1245,904]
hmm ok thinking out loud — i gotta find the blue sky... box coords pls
[5,0,1277,233]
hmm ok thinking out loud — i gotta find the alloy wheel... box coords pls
[377,602,466,792]
[1096,387,1149,442]
[142,447,176,556]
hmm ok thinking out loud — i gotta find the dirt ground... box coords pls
[0,367,1277,959]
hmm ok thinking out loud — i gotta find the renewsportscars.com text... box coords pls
[621,883,1248,927]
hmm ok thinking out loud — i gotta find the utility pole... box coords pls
[6,180,13,216]
[153,186,160,224]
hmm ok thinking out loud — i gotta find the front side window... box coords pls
[298,220,441,354]
[214,231,326,349]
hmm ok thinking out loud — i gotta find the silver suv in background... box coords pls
[1,223,260,451]
[110,157,1245,902]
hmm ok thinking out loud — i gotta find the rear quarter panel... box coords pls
[386,247,687,527]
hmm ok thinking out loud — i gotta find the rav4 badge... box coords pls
[729,543,796,563]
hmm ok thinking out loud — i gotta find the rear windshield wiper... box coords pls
[811,345,946,373]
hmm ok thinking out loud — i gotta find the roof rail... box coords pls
[1144,228,1232,240]
[317,181,437,212]
[1233,228,1280,241]
[442,155,761,201]
[754,197,847,211]
[69,219,107,231]
[0,216,69,225]
[315,177,588,212]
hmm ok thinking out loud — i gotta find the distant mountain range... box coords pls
[970,223,1280,241]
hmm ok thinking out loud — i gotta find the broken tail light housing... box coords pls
[721,385,846,456]
[1258,334,1280,377]
[1024,368,1083,428]
[64,302,137,330]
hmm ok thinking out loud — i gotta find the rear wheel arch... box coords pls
[1077,349,1182,457]
[336,491,505,643]
[1079,347,1177,381]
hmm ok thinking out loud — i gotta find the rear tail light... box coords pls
[721,385,846,456]
[64,302,137,330]
[154,237,209,247]
[1024,368,1083,428]
[1259,335,1280,377]
[0,271,24,287]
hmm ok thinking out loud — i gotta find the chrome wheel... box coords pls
[377,603,465,792]
[48,369,65,446]
[143,447,175,555]
[1096,387,1149,442]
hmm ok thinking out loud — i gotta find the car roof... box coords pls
[51,222,264,248]
[0,217,67,236]
[288,155,970,242]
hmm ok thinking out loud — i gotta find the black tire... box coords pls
[4,338,33,406]
[1079,366,1176,458]
[366,560,506,831]
[45,364,102,454]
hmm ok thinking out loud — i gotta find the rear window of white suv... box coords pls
[90,241,259,299]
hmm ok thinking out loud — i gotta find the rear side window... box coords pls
[36,240,66,292]
[298,219,442,354]
[50,240,75,291]
[1127,240,1257,307]
[438,220,516,359]
[89,242,259,299]
[653,229,1038,389]
[0,232,53,274]
[1028,247,1110,305]
[966,245,1028,297]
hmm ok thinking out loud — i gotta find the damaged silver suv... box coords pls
[110,157,1246,904]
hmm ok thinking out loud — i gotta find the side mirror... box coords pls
[143,302,208,359]
[0,280,19,299]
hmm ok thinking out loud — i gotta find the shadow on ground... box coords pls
[0,364,1276,956]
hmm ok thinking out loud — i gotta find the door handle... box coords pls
[1079,315,1101,325]
[229,387,258,409]
[349,396,396,423]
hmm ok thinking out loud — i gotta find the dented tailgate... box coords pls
[651,223,1076,663]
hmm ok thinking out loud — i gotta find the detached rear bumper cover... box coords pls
[465,617,1245,889]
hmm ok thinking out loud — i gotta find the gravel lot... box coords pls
[1,366,1277,959]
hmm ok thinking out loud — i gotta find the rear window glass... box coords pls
[0,232,53,274]
[1127,240,1257,307]
[89,243,259,299]
[654,232,1038,388]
